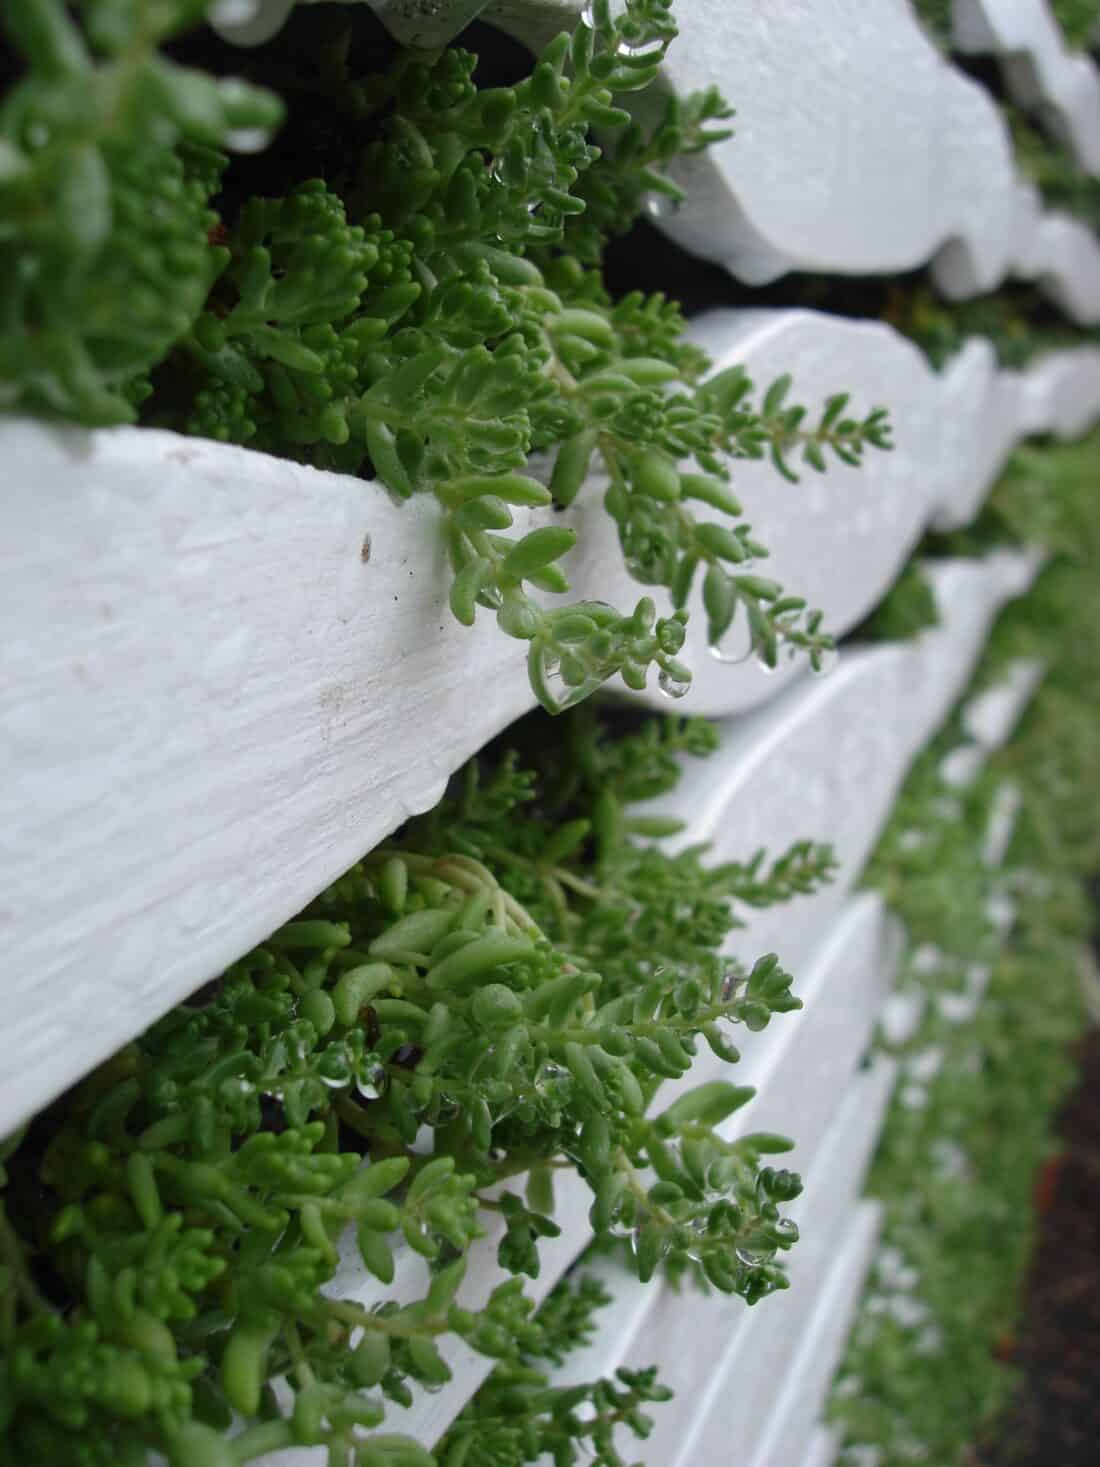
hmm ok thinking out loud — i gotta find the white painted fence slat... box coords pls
[6,305,1087,1137]
[953,0,1100,176]
[745,1203,884,1467]
[599,0,1100,316]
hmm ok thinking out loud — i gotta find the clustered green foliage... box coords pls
[864,729,1004,981]
[880,279,1097,371]
[1050,0,1100,48]
[0,709,834,1466]
[0,0,281,423]
[2,0,892,713]
[827,428,1100,1465]
[437,1274,673,1467]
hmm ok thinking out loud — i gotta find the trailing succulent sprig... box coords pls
[438,1275,672,1467]
[3,0,893,710]
[0,710,832,1464]
[167,0,891,708]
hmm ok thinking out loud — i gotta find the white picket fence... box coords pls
[5,2,1098,1463]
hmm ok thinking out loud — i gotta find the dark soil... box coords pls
[973,1025,1100,1467]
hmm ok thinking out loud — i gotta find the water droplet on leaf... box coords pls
[620,38,663,59]
[225,128,274,155]
[708,603,754,664]
[644,192,676,221]
[356,1064,387,1101]
[658,668,690,700]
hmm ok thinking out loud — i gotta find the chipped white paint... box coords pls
[5,304,1089,1138]
[953,0,1100,176]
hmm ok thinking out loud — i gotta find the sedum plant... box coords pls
[0,0,281,424]
[0,709,833,1465]
[828,427,1100,1466]
[1,0,892,711]
[437,1273,673,1467]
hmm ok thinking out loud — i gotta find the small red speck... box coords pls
[1033,1154,1064,1215]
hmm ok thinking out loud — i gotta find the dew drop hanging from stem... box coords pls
[708,601,755,665]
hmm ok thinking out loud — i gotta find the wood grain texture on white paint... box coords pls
[953,0,1100,176]
[5,303,1088,1137]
